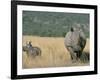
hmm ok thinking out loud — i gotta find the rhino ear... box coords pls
[71,27,74,32]
[29,41,32,45]
[26,41,28,45]
[29,41,31,43]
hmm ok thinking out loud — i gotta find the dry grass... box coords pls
[22,36,90,69]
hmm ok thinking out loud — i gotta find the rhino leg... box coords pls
[26,51,29,57]
[75,51,82,60]
[67,47,77,62]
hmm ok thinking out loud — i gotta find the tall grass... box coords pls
[22,36,89,69]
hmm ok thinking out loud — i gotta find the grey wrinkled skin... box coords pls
[64,24,86,62]
[23,41,41,57]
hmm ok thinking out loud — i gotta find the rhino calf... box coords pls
[23,41,41,57]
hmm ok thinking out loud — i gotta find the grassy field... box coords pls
[22,36,90,69]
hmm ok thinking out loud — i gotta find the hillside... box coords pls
[23,11,89,37]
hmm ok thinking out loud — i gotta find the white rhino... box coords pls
[64,24,86,62]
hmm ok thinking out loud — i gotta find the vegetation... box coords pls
[22,36,89,68]
[23,11,89,37]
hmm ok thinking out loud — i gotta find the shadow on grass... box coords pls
[80,51,90,63]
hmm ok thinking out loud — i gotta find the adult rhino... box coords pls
[64,24,86,62]
[23,41,41,57]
